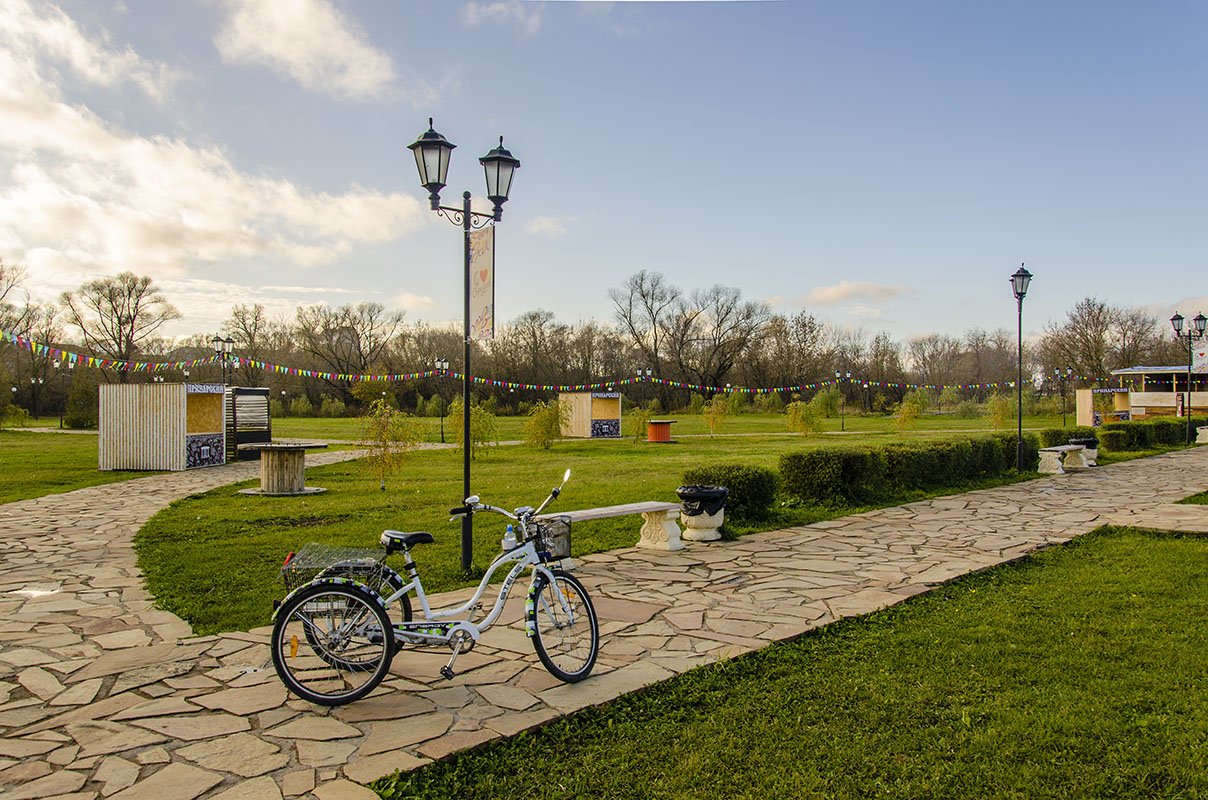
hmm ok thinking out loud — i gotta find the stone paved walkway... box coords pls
[2,448,1208,800]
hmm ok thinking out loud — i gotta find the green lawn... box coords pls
[273,410,1069,442]
[0,430,158,504]
[374,527,1208,800]
[135,430,1046,635]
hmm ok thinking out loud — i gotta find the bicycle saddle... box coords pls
[380,530,435,552]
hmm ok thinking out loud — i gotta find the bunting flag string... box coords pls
[1,329,1120,395]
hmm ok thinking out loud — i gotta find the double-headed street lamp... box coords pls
[835,370,851,431]
[1053,367,1073,429]
[52,358,74,428]
[409,118,520,574]
[434,357,450,444]
[211,336,235,385]
[1170,312,1207,444]
[1010,264,1033,470]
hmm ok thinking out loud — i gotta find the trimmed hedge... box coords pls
[779,434,1037,506]
[1097,418,1203,450]
[1039,426,1098,448]
[1098,430,1129,451]
[682,463,778,522]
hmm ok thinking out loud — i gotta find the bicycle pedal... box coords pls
[439,666,455,680]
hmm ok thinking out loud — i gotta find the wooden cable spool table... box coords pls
[237,441,329,496]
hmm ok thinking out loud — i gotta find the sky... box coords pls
[3,0,1208,347]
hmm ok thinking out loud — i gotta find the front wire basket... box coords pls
[532,516,571,561]
[281,542,390,593]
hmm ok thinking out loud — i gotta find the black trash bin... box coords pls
[676,485,729,517]
[1068,437,1099,449]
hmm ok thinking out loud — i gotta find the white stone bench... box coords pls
[1039,444,1089,475]
[540,501,683,551]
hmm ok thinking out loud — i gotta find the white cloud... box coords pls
[525,216,569,237]
[805,280,909,306]
[0,3,428,306]
[214,0,400,101]
[0,0,182,100]
[463,1,543,36]
[394,292,435,311]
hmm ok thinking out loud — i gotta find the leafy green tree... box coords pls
[449,398,498,458]
[702,394,728,436]
[938,386,962,412]
[753,391,785,413]
[359,398,419,491]
[289,396,314,417]
[523,400,568,450]
[786,400,820,434]
[810,387,839,417]
[63,370,100,429]
[628,405,653,442]
[986,393,1014,430]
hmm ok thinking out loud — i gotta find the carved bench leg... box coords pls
[1039,451,1065,475]
[638,509,684,551]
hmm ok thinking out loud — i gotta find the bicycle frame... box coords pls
[385,537,556,647]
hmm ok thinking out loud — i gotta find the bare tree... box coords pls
[0,260,30,333]
[1038,297,1165,383]
[662,284,771,391]
[293,302,404,402]
[609,270,680,374]
[59,272,181,382]
[907,334,963,387]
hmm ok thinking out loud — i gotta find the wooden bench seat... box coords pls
[1039,444,1089,475]
[540,501,683,551]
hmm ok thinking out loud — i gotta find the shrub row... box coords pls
[777,434,1038,505]
[1097,417,1207,450]
[681,464,778,523]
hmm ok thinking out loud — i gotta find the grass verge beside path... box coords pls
[0,430,157,504]
[374,527,1208,800]
[136,434,1041,635]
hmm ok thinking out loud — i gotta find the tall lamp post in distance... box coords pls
[835,370,850,431]
[1010,264,1032,470]
[434,357,450,443]
[1170,312,1207,444]
[211,336,235,385]
[409,118,520,575]
[1054,367,1073,429]
[52,358,74,428]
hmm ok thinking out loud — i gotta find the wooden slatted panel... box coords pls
[98,384,187,471]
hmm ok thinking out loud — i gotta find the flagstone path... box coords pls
[2,447,1208,800]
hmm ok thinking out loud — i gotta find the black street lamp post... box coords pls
[52,358,74,428]
[1170,312,1207,444]
[1010,264,1033,470]
[835,370,851,431]
[211,336,235,385]
[410,119,519,574]
[1054,367,1073,429]
[29,376,43,420]
[434,357,450,443]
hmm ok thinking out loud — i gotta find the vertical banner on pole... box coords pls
[469,226,495,340]
[1193,345,1208,373]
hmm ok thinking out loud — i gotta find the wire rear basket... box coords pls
[281,542,389,593]
[533,516,571,560]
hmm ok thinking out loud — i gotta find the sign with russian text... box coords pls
[469,227,495,340]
